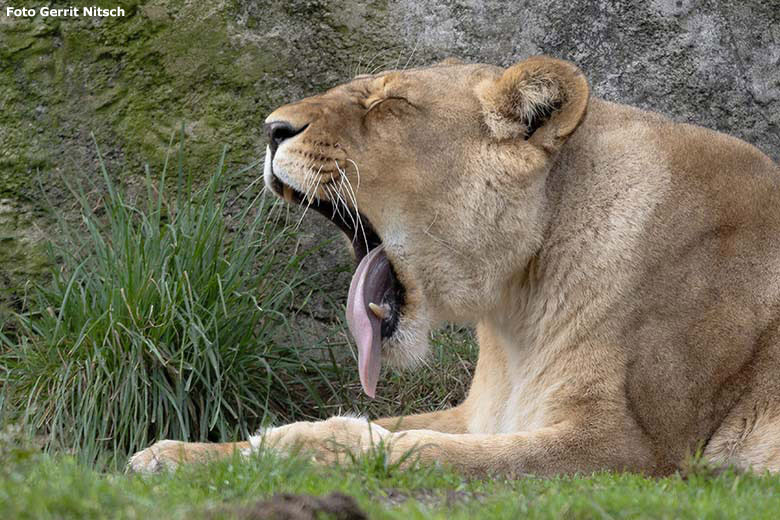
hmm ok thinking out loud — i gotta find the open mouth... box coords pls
[268,172,404,397]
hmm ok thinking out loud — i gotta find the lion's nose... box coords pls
[265,121,307,155]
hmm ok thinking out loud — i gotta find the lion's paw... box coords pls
[250,417,391,464]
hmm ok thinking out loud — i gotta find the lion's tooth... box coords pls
[368,302,388,320]
[283,185,294,202]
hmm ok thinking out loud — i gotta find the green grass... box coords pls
[0,136,348,468]
[2,428,780,519]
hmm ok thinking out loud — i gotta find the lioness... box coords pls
[129,56,780,477]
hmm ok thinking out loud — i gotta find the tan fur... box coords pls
[129,56,780,477]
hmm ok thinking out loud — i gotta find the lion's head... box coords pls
[263,56,590,396]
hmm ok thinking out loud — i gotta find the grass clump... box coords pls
[0,136,323,467]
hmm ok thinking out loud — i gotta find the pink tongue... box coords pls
[346,246,391,398]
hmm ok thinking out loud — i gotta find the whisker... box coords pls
[336,160,370,253]
[368,59,393,76]
[393,46,405,71]
[337,176,360,231]
[340,171,362,237]
[323,185,335,216]
[328,184,345,220]
[362,47,403,76]
[424,211,465,256]
[230,155,266,206]
[353,44,366,78]
[361,49,387,77]
[403,39,421,71]
[295,160,319,230]
[302,162,317,202]
[346,159,362,191]
[301,163,323,219]
[324,184,344,223]
[333,177,358,230]
[305,160,321,201]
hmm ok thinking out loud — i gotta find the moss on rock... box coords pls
[0,0,400,304]
[0,200,48,316]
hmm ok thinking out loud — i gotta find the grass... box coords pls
[0,136,349,468]
[2,427,780,519]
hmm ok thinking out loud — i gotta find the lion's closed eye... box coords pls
[366,96,414,114]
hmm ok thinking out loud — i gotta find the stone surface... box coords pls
[1,0,778,310]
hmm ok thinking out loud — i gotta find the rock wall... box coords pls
[1,0,778,310]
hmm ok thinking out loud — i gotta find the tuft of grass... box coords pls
[0,135,336,467]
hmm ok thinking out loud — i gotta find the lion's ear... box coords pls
[476,56,589,151]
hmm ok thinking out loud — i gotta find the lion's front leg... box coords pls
[127,417,390,473]
[384,422,655,477]
[127,439,252,473]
